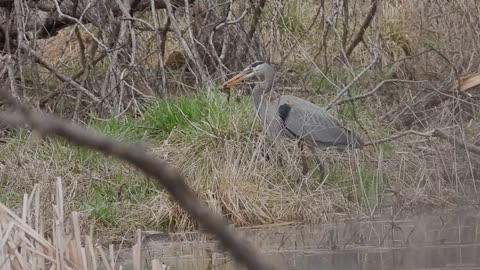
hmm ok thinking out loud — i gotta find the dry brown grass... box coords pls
[0,177,169,270]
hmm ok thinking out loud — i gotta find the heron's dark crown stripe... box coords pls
[251,61,265,68]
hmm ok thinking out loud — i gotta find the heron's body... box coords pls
[255,94,363,149]
[224,61,363,150]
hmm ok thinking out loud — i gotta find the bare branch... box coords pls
[363,128,480,157]
[0,0,195,50]
[150,0,168,94]
[325,50,379,111]
[363,129,434,147]
[237,0,267,62]
[432,129,480,156]
[18,45,100,102]
[342,0,349,49]
[163,0,210,86]
[209,6,248,68]
[278,3,322,67]
[335,79,426,106]
[429,45,461,92]
[344,0,379,58]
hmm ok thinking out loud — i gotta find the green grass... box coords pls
[382,142,398,159]
[143,94,230,136]
[358,166,385,209]
[83,185,119,226]
[328,164,387,210]
[311,78,338,94]
[88,117,148,141]
[81,93,254,142]
[0,192,24,209]
[141,92,255,142]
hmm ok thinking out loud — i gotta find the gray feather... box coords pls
[272,95,363,149]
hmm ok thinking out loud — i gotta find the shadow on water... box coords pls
[119,206,480,270]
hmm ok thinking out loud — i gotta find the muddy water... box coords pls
[121,206,480,269]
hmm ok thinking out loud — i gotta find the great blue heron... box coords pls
[223,61,363,174]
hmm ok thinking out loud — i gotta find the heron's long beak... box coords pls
[223,68,255,89]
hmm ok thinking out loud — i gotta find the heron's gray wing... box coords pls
[278,96,362,148]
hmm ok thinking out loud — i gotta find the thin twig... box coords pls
[432,129,480,156]
[238,0,267,62]
[428,45,461,92]
[52,0,109,52]
[38,51,108,108]
[163,0,210,86]
[19,45,100,102]
[344,0,379,58]
[325,51,379,110]
[209,7,248,68]
[278,3,322,67]
[342,0,349,49]
[335,79,426,106]
[149,0,167,94]
[363,129,434,147]
[362,128,480,157]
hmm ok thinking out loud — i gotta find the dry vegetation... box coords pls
[0,178,172,270]
[2,0,480,242]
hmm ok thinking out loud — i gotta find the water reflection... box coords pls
[126,206,480,269]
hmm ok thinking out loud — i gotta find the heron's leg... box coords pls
[268,139,285,166]
[299,142,309,175]
[308,145,326,182]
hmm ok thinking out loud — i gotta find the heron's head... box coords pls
[223,61,274,89]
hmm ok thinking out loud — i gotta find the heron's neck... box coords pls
[253,80,273,119]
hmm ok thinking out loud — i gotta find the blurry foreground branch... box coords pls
[0,84,280,270]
